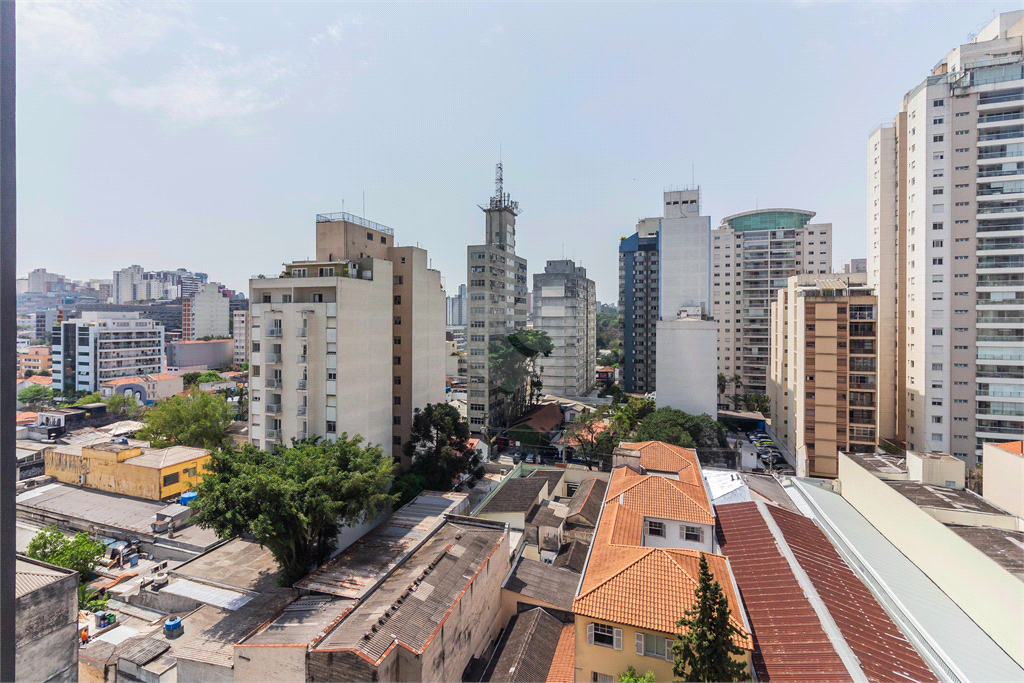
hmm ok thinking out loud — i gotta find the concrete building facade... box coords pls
[532,259,596,397]
[655,311,719,417]
[713,209,833,397]
[52,312,165,394]
[166,339,233,371]
[619,188,711,394]
[870,11,1024,467]
[770,274,881,478]
[15,556,79,683]
[466,165,529,435]
[233,309,249,366]
[249,213,444,467]
[182,282,230,341]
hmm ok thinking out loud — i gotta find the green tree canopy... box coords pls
[26,526,105,585]
[401,403,481,494]
[23,369,35,378]
[673,554,750,682]
[105,391,142,418]
[17,384,52,406]
[633,408,726,457]
[618,666,656,683]
[197,369,225,384]
[489,329,555,424]
[72,392,102,406]
[137,390,235,450]
[190,437,397,585]
[563,411,614,469]
[181,372,202,388]
[36,369,51,377]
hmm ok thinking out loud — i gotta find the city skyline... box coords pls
[16,3,1022,303]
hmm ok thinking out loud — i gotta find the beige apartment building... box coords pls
[870,11,1024,467]
[248,213,445,467]
[713,209,833,397]
[770,274,882,478]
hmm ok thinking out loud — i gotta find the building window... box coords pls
[933,135,944,142]
[592,675,614,683]
[588,623,621,650]
[393,295,401,305]
[393,416,401,425]
[393,396,401,405]
[394,337,401,345]
[394,276,404,285]
[932,328,943,336]
[394,376,401,385]
[367,232,373,240]
[281,294,292,303]
[326,421,336,433]
[933,99,944,107]
[394,356,401,365]
[162,472,179,486]
[933,222,943,230]
[394,316,402,325]
[393,436,402,445]
[646,520,666,537]
[636,633,671,660]
[682,525,704,543]
[380,236,386,244]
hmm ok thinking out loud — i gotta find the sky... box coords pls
[15,2,1023,304]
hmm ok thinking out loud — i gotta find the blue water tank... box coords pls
[164,617,183,638]
[179,492,198,506]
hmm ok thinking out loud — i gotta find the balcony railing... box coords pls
[297,380,307,390]
[297,354,307,364]
[297,406,307,416]
[264,352,281,363]
[978,129,1024,141]
[297,328,308,337]
[265,428,280,441]
[979,111,1024,124]
[266,328,283,337]
[264,378,281,388]
[265,404,282,414]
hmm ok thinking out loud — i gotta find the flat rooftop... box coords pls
[845,452,907,475]
[296,491,469,598]
[884,481,1010,516]
[946,525,1024,580]
[17,482,165,535]
[309,517,506,662]
[172,537,284,594]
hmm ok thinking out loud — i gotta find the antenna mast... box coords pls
[495,162,503,200]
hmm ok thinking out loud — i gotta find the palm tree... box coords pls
[730,374,743,410]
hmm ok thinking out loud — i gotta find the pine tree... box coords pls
[672,554,750,682]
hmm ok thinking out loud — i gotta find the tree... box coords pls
[729,374,743,411]
[402,403,481,491]
[619,667,656,683]
[105,391,141,418]
[197,369,224,384]
[563,411,611,469]
[137,390,235,450]
[181,372,202,388]
[190,437,397,585]
[717,373,728,404]
[18,384,53,406]
[489,330,554,424]
[672,554,750,682]
[37,369,51,377]
[71,392,102,406]
[23,369,35,378]
[741,392,771,414]
[634,408,728,459]
[26,527,105,587]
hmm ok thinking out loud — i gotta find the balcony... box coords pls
[297,354,307,364]
[297,406,307,416]
[265,403,282,414]
[977,385,1024,398]
[295,430,307,440]
[265,428,280,441]
[849,375,877,389]
[298,379,307,390]
[979,111,1024,124]
[978,127,1024,142]
[266,328,283,337]
[264,378,281,388]
[264,352,281,363]
[297,328,308,337]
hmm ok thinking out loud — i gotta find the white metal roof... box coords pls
[787,479,1024,683]
[159,578,251,611]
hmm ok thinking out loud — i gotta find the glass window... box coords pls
[593,623,615,647]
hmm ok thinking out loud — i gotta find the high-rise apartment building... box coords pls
[248,213,445,467]
[447,284,468,326]
[770,274,881,478]
[843,258,868,274]
[233,309,249,366]
[713,209,833,396]
[618,188,711,394]
[466,165,529,435]
[52,312,165,393]
[531,259,597,397]
[26,268,66,294]
[182,282,230,341]
[113,266,206,304]
[870,10,1024,466]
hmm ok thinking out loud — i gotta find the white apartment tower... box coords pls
[871,10,1024,466]
[712,210,833,397]
[531,260,597,397]
[466,164,529,435]
[51,312,165,393]
[248,213,445,467]
[233,309,249,366]
[182,282,230,341]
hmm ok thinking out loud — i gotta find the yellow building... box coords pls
[45,437,209,501]
[573,443,753,682]
[19,345,52,377]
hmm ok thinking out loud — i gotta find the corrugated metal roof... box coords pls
[789,479,1024,683]
[159,578,252,611]
[118,637,170,666]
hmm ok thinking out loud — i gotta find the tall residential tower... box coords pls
[532,260,597,397]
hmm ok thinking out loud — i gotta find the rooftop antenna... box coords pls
[495,161,503,200]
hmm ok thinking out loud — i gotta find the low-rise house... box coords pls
[44,436,210,501]
[507,403,564,447]
[99,373,183,405]
[481,607,574,683]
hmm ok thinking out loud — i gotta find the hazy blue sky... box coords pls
[16,2,1021,303]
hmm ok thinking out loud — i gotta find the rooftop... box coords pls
[552,541,588,573]
[307,517,506,663]
[546,622,575,683]
[526,500,566,530]
[605,466,715,526]
[716,501,937,683]
[480,477,548,515]
[483,608,566,683]
[885,480,1010,516]
[990,440,1024,458]
[526,468,565,495]
[16,555,75,599]
[565,477,606,526]
[510,403,564,434]
[172,537,284,594]
[17,482,168,535]
[945,525,1024,579]
[120,445,209,469]
[845,452,907,475]
[503,556,580,611]
[296,491,469,597]
[315,210,394,235]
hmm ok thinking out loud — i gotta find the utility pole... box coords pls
[0,0,17,678]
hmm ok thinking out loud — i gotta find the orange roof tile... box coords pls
[546,624,575,683]
[620,440,701,474]
[560,420,609,447]
[16,412,37,425]
[992,441,1024,458]
[102,376,144,386]
[148,373,179,381]
[604,466,713,525]
[574,546,750,649]
[21,376,52,386]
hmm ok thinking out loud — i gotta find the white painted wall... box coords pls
[655,318,718,417]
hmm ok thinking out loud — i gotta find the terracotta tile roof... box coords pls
[21,375,52,386]
[16,412,37,425]
[560,419,609,447]
[716,502,851,682]
[102,376,144,386]
[620,440,700,474]
[574,545,750,649]
[992,441,1024,457]
[147,373,179,381]
[511,403,564,434]
[605,466,714,526]
[767,505,938,683]
[606,501,644,547]
[546,624,575,683]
